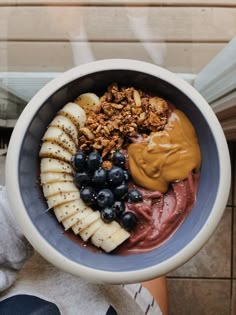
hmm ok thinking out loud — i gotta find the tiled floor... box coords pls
[167,141,236,315]
[0,142,235,315]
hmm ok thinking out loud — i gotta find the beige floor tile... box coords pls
[167,279,231,315]
[168,207,232,278]
[233,210,236,279]
[233,143,236,207]
[232,281,236,315]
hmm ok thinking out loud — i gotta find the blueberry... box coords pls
[72,151,86,172]
[120,211,137,231]
[108,167,125,187]
[87,151,102,172]
[112,201,125,216]
[113,183,128,199]
[97,189,114,208]
[80,186,97,206]
[123,170,130,182]
[100,207,116,223]
[127,189,143,202]
[92,168,107,187]
[74,172,91,188]
[112,151,126,168]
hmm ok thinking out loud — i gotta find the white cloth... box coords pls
[0,185,161,314]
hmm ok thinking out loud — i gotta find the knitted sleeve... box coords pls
[0,186,33,292]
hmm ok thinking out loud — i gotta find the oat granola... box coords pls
[77,82,169,157]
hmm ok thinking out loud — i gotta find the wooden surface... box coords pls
[0,3,235,74]
[0,42,225,73]
[0,7,235,41]
[1,0,236,5]
[0,0,235,139]
[220,116,236,141]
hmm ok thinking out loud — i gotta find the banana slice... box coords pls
[53,199,88,222]
[39,141,72,163]
[39,97,131,253]
[71,211,101,235]
[40,158,74,174]
[42,126,76,154]
[100,229,130,253]
[40,172,73,185]
[50,115,78,145]
[91,221,121,248]
[74,93,100,111]
[62,207,94,230]
[79,218,104,242]
[42,181,78,198]
[59,102,86,128]
[46,191,80,209]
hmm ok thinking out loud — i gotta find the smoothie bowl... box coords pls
[5,59,231,284]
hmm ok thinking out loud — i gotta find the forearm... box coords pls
[142,277,168,315]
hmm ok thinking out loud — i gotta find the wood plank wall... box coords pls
[0,0,236,139]
[0,0,236,73]
[2,0,236,5]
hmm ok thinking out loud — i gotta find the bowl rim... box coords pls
[5,59,231,284]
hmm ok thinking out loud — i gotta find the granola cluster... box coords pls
[77,83,169,157]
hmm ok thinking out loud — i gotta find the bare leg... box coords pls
[142,276,168,315]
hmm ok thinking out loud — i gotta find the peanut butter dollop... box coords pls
[128,109,201,193]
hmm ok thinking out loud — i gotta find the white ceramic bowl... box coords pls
[6,59,231,284]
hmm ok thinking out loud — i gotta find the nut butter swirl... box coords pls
[128,109,201,193]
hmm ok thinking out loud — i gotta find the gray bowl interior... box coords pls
[19,70,219,272]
